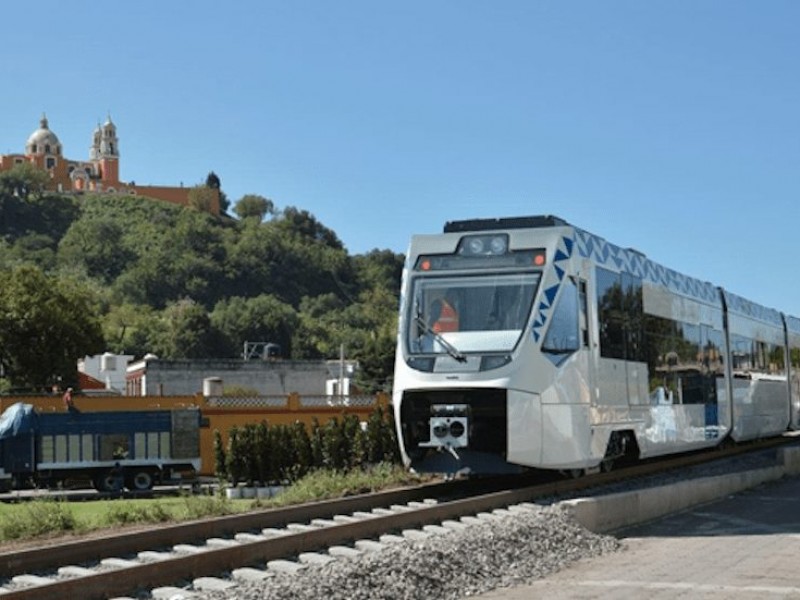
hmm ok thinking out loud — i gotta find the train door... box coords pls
[786,326,800,429]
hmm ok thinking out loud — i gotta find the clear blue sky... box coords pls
[3,1,799,314]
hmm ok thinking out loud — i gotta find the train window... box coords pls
[767,343,786,373]
[596,268,625,359]
[730,333,785,375]
[542,277,580,362]
[791,344,800,401]
[730,334,754,373]
[579,279,589,348]
[623,273,644,361]
[407,273,540,354]
[642,316,720,405]
[703,327,725,375]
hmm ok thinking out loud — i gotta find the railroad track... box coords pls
[0,437,793,600]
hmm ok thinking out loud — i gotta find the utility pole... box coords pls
[339,343,345,397]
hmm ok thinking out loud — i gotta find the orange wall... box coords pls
[0,156,220,215]
[0,394,389,476]
[132,185,220,214]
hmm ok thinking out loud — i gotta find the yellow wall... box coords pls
[0,394,389,476]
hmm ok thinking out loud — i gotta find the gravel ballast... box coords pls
[202,504,620,600]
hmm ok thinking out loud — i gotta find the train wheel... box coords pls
[94,472,124,493]
[126,470,154,491]
[561,468,584,478]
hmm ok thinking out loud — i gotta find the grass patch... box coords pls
[0,465,427,545]
[258,462,424,507]
[179,493,237,520]
[0,498,82,541]
[103,501,174,526]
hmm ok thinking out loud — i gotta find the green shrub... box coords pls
[103,501,172,526]
[240,424,259,486]
[322,417,347,470]
[0,499,78,540]
[213,429,227,482]
[290,421,312,479]
[270,424,292,483]
[181,493,235,519]
[255,420,271,485]
[309,417,324,468]
[225,426,244,486]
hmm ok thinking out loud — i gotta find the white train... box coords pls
[393,216,800,475]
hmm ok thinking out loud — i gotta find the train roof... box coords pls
[436,215,798,322]
[443,215,569,233]
[441,215,718,305]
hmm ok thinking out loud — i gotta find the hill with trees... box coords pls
[0,164,403,393]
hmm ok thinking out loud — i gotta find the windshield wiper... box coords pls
[414,314,467,363]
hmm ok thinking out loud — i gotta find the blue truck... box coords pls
[0,403,202,492]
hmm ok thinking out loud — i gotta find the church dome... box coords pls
[26,114,61,155]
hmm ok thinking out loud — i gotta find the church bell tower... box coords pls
[90,114,120,185]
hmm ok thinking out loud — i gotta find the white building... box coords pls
[78,352,134,394]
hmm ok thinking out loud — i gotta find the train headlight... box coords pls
[489,236,507,254]
[432,420,449,438]
[467,237,485,254]
[424,413,468,449]
[449,420,465,439]
[458,234,510,256]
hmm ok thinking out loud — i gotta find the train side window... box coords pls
[578,279,589,348]
[596,267,625,359]
[704,327,725,375]
[622,273,644,361]
[791,345,800,399]
[542,277,580,363]
[766,342,785,374]
[729,334,782,376]
[730,334,754,373]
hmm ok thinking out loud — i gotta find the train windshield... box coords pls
[408,273,540,354]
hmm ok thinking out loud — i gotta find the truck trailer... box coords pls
[0,403,202,492]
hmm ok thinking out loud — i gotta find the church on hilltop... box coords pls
[0,114,219,215]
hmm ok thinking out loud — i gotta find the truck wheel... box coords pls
[126,470,154,491]
[94,472,124,493]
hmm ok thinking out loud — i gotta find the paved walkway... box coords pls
[476,476,800,599]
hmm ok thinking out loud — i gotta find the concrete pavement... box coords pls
[476,468,800,599]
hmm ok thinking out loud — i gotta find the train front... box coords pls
[393,220,567,475]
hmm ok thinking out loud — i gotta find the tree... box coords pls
[110,209,227,309]
[211,294,298,357]
[101,302,161,356]
[352,249,404,292]
[58,217,136,283]
[3,234,57,271]
[224,218,352,306]
[0,163,50,201]
[205,172,221,189]
[151,299,218,359]
[275,206,343,249]
[0,265,105,390]
[187,185,218,213]
[205,171,230,214]
[233,194,274,221]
